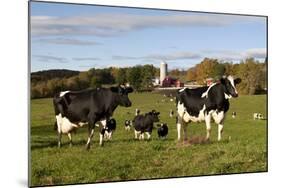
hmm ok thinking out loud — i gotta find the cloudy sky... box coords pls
[30,1,267,72]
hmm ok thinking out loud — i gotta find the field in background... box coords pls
[30,93,267,186]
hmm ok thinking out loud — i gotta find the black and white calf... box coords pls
[98,118,116,146]
[253,113,263,120]
[176,75,241,141]
[232,112,236,119]
[53,85,133,149]
[135,108,140,116]
[133,110,160,140]
[157,123,168,139]
[124,120,133,131]
[169,109,174,118]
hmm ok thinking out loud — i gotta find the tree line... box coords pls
[186,57,267,95]
[31,65,158,98]
[31,57,267,99]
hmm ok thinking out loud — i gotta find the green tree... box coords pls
[141,64,156,89]
[186,67,197,81]
[236,58,263,95]
[195,58,219,84]
[127,66,142,91]
[90,76,102,88]
[116,68,127,85]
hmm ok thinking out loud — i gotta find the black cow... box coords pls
[176,75,241,141]
[133,110,160,140]
[53,85,133,149]
[157,123,168,139]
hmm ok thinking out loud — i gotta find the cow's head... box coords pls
[220,75,241,98]
[110,85,133,107]
[147,110,160,123]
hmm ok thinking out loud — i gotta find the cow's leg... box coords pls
[176,116,182,141]
[145,132,151,140]
[182,122,188,141]
[134,130,138,139]
[218,124,224,141]
[139,132,145,140]
[99,119,107,146]
[205,112,212,141]
[67,133,72,147]
[86,126,95,150]
[212,111,225,141]
[134,130,141,139]
[55,115,62,148]
[57,131,62,148]
[99,133,104,146]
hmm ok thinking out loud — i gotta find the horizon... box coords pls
[30,2,267,72]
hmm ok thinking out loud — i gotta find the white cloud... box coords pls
[33,55,68,63]
[31,13,263,37]
[72,57,101,61]
[243,48,267,59]
[202,48,266,61]
[112,51,201,61]
[35,38,101,46]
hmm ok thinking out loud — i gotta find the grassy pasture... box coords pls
[30,93,267,186]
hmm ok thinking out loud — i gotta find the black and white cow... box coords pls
[157,123,168,139]
[133,110,160,140]
[53,85,133,149]
[176,75,241,141]
[169,109,174,118]
[124,120,133,131]
[98,118,116,145]
[135,108,140,116]
[232,112,237,119]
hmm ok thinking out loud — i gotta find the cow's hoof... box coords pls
[85,144,91,150]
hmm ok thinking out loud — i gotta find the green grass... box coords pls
[30,93,267,186]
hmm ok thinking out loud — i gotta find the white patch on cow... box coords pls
[59,91,69,97]
[125,126,131,131]
[134,130,141,139]
[211,111,225,124]
[177,102,206,123]
[100,119,107,127]
[224,93,232,99]
[179,87,186,92]
[104,131,112,140]
[227,75,238,95]
[201,83,217,98]
[145,132,151,139]
[56,113,78,134]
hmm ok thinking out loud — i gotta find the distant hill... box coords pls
[31,69,80,82]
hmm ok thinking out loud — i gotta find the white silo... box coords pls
[160,61,168,85]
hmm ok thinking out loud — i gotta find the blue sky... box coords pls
[30,1,267,72]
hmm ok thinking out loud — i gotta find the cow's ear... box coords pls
[110,87,119,93]
[234,78,241,85]
[126,87,133,93]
